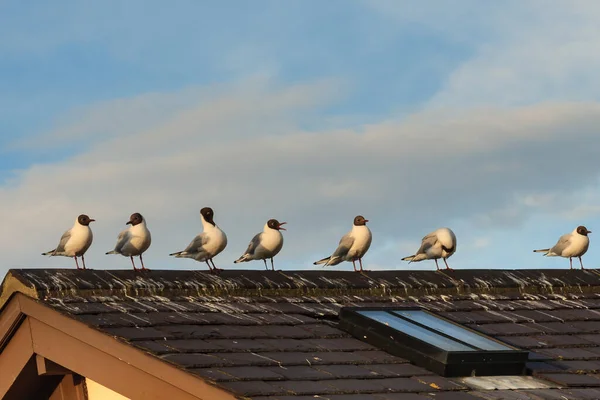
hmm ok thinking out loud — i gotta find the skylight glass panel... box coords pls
[358,310,475,352]
[391,310,512,351]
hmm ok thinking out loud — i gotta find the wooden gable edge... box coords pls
[0,293,237,400]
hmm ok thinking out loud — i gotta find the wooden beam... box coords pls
[37,354,72,376]
[49,374,86,400]
[0,319,34,398]
[16,293,235,400]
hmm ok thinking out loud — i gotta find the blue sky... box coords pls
[2,1,600,275]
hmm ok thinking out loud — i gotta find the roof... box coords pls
[4,268,600,399]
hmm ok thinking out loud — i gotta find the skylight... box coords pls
[339,307,529,377]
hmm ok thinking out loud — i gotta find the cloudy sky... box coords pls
[2,1,600,276]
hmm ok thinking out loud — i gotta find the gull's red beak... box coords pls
[364,219,369,223]
[278,222,287,231]
[89,219,96,222]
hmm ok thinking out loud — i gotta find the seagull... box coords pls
[402,227,457,271]
[313,215,372,272]
[42,214,95,270]
[234,219,286,271]
[169,207,228,274]
[534,225,591,269]
[106,213,152,271]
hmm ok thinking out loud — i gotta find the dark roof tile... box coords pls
[264,365,334,380]
[468,323,542,336]
[363,377,430,392]
[103,326,176,340]
[522,322,581,334]
[468,390,533,399]
[313,364,377,379]
[219,380,283,397]
[254,351,374,366]
[549,360,600,373]
[537,347,600,360]
[361,363,433,378]
[561,388,600,399]
[325,378,391,393]
[160,339,225,352]
[161,353,223,368]
[545,309,600,322]
[411,376,467,391]
[431,393,481,400]
[567,321,600,333]
[526,361,566,373]
[272,380,339,395]
[212,366,285,381]
[538,373,600,387]
[576,334,600,346]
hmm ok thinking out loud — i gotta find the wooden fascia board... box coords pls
[0,295,25,351]
[16,293,236,400]
[0,319,34,397]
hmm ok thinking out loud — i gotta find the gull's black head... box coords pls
[78,214,95,226]
[267,219,287,231]
[354,215,368,226]
[201,207,215,226]
[577,225,592,236]
[127,213,144,226]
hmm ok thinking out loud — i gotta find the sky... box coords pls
[2,0,600,276]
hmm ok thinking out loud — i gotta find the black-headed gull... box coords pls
[106,212,152,271]
[534,225,591,269]
[234,219,286,271]
[402,227,457,271]
[313,215,372,272]
[42,214,95,270]
[169,207,228,274]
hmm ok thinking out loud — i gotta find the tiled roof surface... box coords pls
[5,268,600,399]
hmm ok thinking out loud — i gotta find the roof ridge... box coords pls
[2,268,600,308]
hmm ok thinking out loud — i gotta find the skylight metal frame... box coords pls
[339,307,529,377]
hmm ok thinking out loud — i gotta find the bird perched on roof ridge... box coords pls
[534,225,591,270]
[313,215,372,272]
[234,219,286,271]
[106,213,152,271]
[42,214,95,270]
[169,207,228,274]
[402,227,457,271]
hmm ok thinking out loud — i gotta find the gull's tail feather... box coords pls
[313,257,330,266]
[533,248,550,254]
[169,251,183,257]
[106,250,118,255]
[401,255,415,263]
[42,249,56,256]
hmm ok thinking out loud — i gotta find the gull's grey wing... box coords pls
[244,233,263,256]
[184,233,209,253]
[550,233,572,255]
[113,229,130,253]
[331,233,355,258]
[53,230,72,253]
[416,233,438,255]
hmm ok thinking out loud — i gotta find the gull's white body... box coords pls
[108,218,151,257]
[45,217,93,257]
[172,214,227,261]
[405,228,457,262]
[316,224,372,266]
[235,222,284,262]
